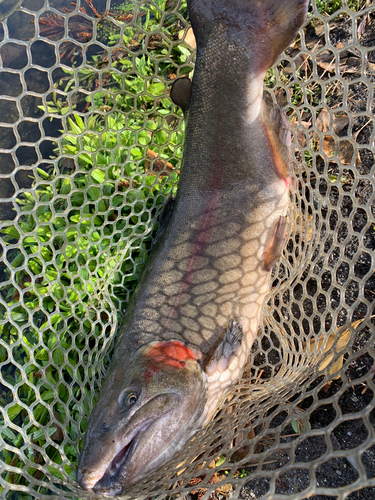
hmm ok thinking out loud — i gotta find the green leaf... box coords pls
[47,466,65,481]
[291,420,303,434]
[91,169,106,184]
[36,167,51,180]
[53,348,64,366]
[215,455,226,467]
[147,82,165,96]
[136,55,150,77]
[11,309,28,324]
[1,226,20,242]
[7,404,23,420]
[1,427,17,442]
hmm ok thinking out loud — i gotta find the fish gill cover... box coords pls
[0,0,374,499]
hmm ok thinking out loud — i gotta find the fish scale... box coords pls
[78,0,310,495]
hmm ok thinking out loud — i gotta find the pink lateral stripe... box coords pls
[161,189,220,332]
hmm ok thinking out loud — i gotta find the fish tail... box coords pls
[188,0,310,72]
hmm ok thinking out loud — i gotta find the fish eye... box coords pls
[127,393,138,406]
[119,389,139,409]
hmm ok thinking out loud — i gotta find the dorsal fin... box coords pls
[170,77,192,113]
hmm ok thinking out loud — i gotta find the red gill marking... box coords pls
[144,341,196,379]
[147,340,196,361]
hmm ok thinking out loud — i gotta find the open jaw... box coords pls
[92,423,150,495]
[78,392,182,495]
[101,435,137,483]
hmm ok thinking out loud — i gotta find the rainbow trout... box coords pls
[78,0,309,495]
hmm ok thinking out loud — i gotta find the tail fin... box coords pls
[188,0,309,72]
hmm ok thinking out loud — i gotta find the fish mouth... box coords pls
[84,393,180,495]
[78,383,206,495]
[104,431,138,478]
[92,422,151,495]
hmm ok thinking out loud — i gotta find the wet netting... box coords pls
[0,0,375,499]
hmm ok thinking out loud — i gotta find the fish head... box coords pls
[77,340,207,496]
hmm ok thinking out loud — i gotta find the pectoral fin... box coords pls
[263,215,287,272]
[205,318,243,376]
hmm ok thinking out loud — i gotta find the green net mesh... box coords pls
[0,0,374,498]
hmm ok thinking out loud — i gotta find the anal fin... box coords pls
[263,104,291,180]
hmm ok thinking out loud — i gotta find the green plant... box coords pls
[316,0,367,14]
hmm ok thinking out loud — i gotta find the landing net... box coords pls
[0,1,374,499]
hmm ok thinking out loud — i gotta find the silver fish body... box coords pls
[78,0,309,495]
